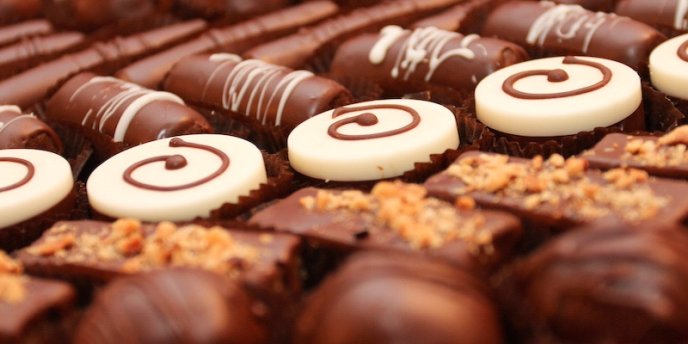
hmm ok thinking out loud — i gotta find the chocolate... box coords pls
[295,251,504,344]
[330,25,528,95]
[175,0,290,21]
[410,0,494,32]
[0,32,85,78]
[0,20,206,109]
[0,106,62,153]
[495,225,688,342]
[42,0,167,31]
[0,19,51,47]
[0,251,75,343]
[581,126,688,179]
[249,182,522,272]
[162,53,351,132]
[16,220,301,297]
[551,0,614,11]
[74,268,267,344]
[0,0,41,25]
[116,1,339,88]
[481,1,666,72]
[424,152,688,232]
[615,0,688,35]
[243,0,464,69]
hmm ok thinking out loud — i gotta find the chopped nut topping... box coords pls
[658,125,688,146]
[445,153,668,223]
[0,251,25,304]
[621,127,688,167]
[299,181,493,253]
[27,220,261,279]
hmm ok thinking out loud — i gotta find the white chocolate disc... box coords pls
[87,134,267,221]
[0,149,73,228]
[475,56,641,137]
[650,33,688,100]
[288,99,459,181]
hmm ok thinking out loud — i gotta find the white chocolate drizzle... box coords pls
[205,54,314,127]
[371,26,478,82]
[69,76,184,142]
[675,0,688,30]
[527,2,609,54]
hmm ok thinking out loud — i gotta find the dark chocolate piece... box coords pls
[74,268,266,344]
[16,220,301,297]
[116,1,339,88]
[0,0,41,25]
[46,72,212,159]
[243,0,464,68]
[481,1,666,71]
[410,0,494,32]
[295,251,504,344]
[249,181,522,272]
[550,0,614,11]
[330,26,528,95]
[424,151,688,231]
[175,0,290,21]
[615,0,688,35]
[0,19,52,47]
[42,0,167,31]
[495,225,688,343]
[0,251,75,343]
[163,53,351,132]
[0,32,84,78]
[0,19,206,109]
[581,126,688,179]
[0,106,63,153]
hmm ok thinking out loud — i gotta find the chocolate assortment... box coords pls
[3,1,688,343]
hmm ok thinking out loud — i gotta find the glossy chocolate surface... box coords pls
[296,251,503,344]
[616,0,688,33]
[410,0,494,32]
[0,0,41,25]
[42,0,162,31]
[0,109,62,153]
[0,19,51,47]
[175,0,289,20]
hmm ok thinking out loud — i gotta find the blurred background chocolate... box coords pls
[0,19,52,47]
[0,0,41,25]
[615,0,688,37]
[41,0,172,31]
[174,0,290,21]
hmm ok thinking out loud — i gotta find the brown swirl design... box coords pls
[0,157,35,192]
[327,104,421,140]
[678,40,688,62]
[123,137,229,192]
[502,56,612,99]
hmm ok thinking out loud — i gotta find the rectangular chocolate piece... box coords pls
[581,127,688,179]
[481,1,666,71]
[424,151,688,231]
[249,181,522,272]
[16,220,302,297]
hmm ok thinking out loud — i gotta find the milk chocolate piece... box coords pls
[551,0,614,11]
[0,32,84,78]
[0,106,63,153]
[496,225,688,342]
[0,252,75,343]
[295,251,504,344]
[0,0,41,24]
[616,0,688,35]
[42,0,166,31]
[0,19,206,109]
[175,0,290,21]
[244,0,463,68]
[581,127,688,179]
[424,152,688,231]
[330,26,528,95]
[481,1,666,71]
[0,19,52,47]
[249,182,522,272]
[74,269,266,344]
[163,54,351,132]
[410,0,494,32]
[116,1,338,88]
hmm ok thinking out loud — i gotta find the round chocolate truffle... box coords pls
[495,225,688,343]
[295,252,503,344]
[74,268,267,344]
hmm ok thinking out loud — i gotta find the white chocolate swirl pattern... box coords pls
[650,33,688,100]
[87,134,267,222]
[0,149,72,228]
[475,56,641,137]
[288,99,459,182]
[527,2,612,53]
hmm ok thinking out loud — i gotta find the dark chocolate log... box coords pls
[42,0,168,31]
[74,269,266,344]
[410,0,494,33]
[330,26,528,95]
[0,106,62,153]
[495,225,688,343]
[424,151,688,232]
[581,127,688,180]
[0,19,52,47]
[0,0,41,25]
[175,0,290,21]
[249,182,522,272]
[46,73,212,159]
[116,1,339,88]
[615,0,688,36]
[243,0,464,68]
[0,32,84,78]
[481,1,666,71]
[0,19,206,109]
[295,251,504,344]
[163,54,351,132]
